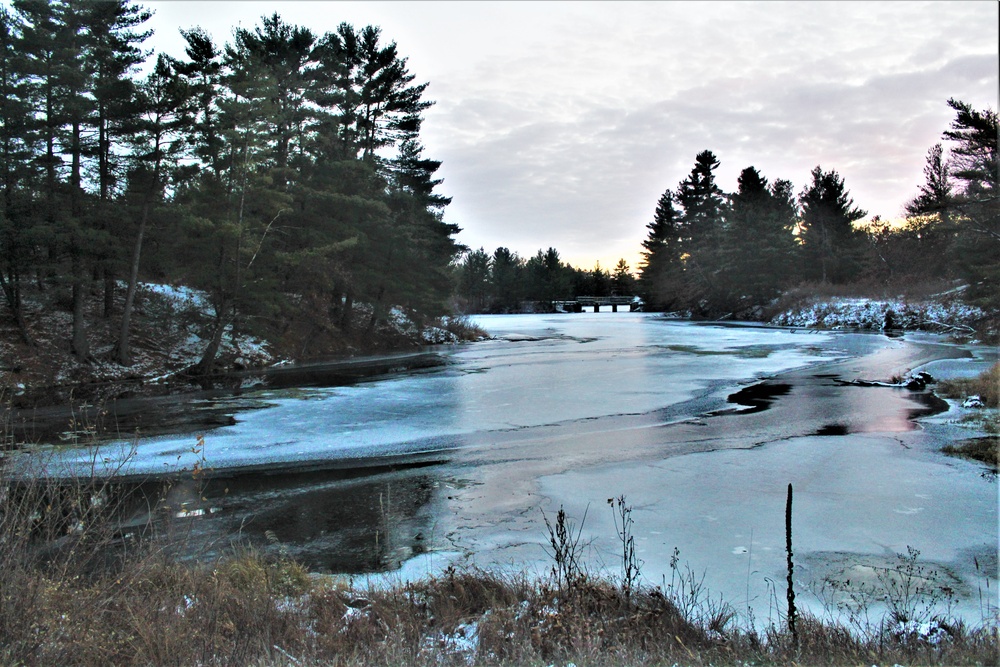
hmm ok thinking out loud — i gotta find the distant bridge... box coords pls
[552,296,642,313]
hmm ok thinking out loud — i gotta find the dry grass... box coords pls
[935,362,1000,467]
[439,314,491,341]
[0,473,995,667]
[938,362,1000,408]
[942,436,999,468]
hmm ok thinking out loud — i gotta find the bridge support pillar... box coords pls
[612,304,618,312]
[593,303,600,312]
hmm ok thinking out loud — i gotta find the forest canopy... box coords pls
[0,1,460,370]
[634,98,999,319]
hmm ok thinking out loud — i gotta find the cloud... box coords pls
[437,37,997,260]
[139,0,999,267]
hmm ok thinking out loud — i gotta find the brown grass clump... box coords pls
[942,437,999,468]
[439,314,491,341]
[939,361,1000,408]
[0,527,997,666]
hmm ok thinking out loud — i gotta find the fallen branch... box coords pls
[922,319,977,333]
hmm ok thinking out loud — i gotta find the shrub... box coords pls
[939,362,1000,407]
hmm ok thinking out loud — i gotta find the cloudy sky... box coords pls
[144,1,999,272]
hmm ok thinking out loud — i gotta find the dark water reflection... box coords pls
[811,389,948,436]
[150,462,446,573]
[12,461,444,575]
[726,381,791,413]
[5,352,447,447]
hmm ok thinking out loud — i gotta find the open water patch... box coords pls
[726,382,791,413]
[814,423,851,436]
[660,344,775,358]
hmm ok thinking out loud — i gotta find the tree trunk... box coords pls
[71,120,82,192]
[114,200,150,366]
[194,303,230,376]
[339,292,354,333]
[99,104,110,200]
[70,252,90,361]
[103,270,115,318]
[340,291,353,331]
[0,273,35,347]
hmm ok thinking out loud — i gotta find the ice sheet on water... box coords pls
[26,314,843,478]
[538,430,996,628]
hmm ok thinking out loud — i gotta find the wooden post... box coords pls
[786,483,798,648]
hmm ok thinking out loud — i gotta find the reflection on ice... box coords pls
[25,314,839,478]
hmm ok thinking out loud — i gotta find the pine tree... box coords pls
[226,13,317,187]
[941,98,999,311]
[611,258,635,296]
[0,6,38,344]
[588,261,611,297]
[391,139,452,210]
[905,144,953,218]
[313,23,431,163]
[674,150,726,308]
[80,0,152,316]
[15,0,94,358]
[115,53,192,365]
[489,247,524,312]
[638,189,684,309]
[525,248,572,302]
[458,247,490,313]
[721,167,799,307]
[891,144,955,281]
[176,27,224,178]
[944,98,998,197]
[798,166,866,284]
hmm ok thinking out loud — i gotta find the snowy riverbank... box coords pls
[769,295,985,334]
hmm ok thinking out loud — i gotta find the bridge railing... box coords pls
[551,296,642,312]
[574,295,637,305]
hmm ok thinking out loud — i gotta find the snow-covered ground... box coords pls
[770,296,984,333]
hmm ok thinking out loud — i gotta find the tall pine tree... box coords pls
[638,189,684,310]
[674,149,726,309]
[721,167,799,307]
[942,98,999,311]
[797,166,866,284]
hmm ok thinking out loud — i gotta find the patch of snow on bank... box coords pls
[421,326,458,344]
[771,297,984,332]
[137,282,276,375]
[138,282,209,312]
[422,621,480,665]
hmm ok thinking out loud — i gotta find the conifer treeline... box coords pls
[0,2,459,369]
[455,248,636,314]
[638,99,998,317]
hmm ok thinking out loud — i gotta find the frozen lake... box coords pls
[17,312,999,626]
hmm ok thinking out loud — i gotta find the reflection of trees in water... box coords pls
[44,462,449,575]
[235,470,440,573]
